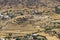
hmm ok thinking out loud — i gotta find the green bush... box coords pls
[55,6,60,14]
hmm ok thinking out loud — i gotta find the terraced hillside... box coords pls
[0,0,60,40]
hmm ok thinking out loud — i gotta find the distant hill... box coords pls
[0,0,60,8]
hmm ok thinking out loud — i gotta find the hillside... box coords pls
[0,0,60,40]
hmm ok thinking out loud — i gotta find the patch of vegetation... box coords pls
[15,17,28,24]
[55,5,60,14]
